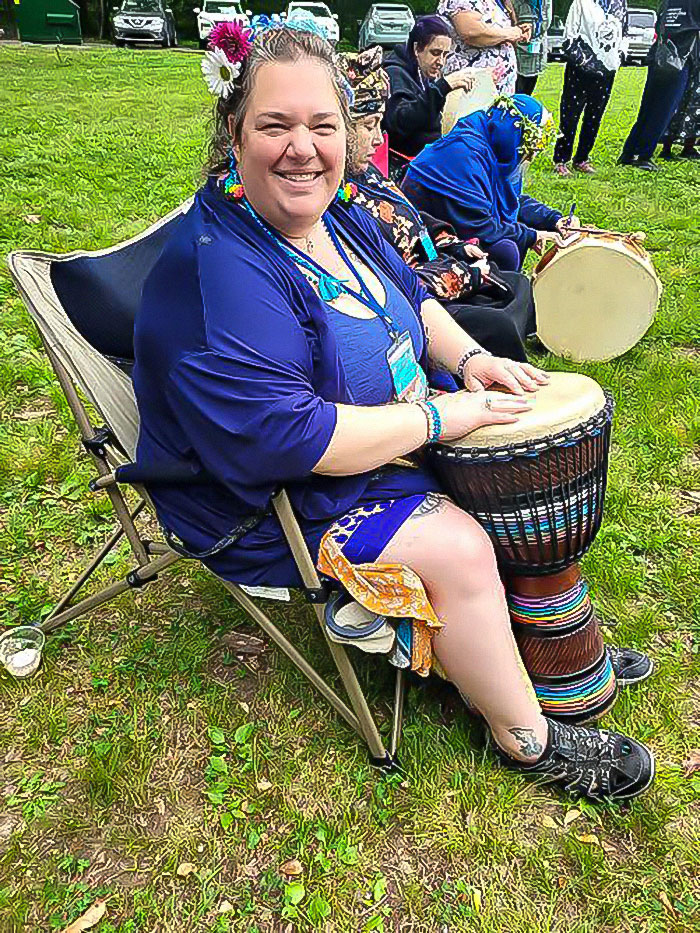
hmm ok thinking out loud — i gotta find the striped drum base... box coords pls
[508,566,618,724]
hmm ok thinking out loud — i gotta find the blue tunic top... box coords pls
[326,272,425,406]
[132,179,442,586]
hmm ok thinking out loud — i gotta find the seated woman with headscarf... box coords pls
[402,96,580,272]
[133,23,654,802]
[346,47,535,362]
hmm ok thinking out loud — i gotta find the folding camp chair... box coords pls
[7,203,407,771]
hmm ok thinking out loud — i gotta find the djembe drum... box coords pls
[429,372,617,723]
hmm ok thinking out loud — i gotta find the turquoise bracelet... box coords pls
[417,399,442,443]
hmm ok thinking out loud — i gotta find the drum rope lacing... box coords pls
[431,393,614,463]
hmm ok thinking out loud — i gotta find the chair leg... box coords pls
[43,502,146,622]
[41,551,180,634]
[389,667,406,759]
[271,491,394,766]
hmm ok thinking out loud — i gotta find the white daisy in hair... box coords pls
[201,47,241,98]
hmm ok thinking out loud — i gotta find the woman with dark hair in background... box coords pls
[383,15,476,157]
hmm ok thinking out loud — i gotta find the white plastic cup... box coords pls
[0,626,45,678]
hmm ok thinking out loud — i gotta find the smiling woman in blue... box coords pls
[132,23,654,801]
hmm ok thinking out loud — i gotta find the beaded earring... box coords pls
[336,181,358,204]
[223,150,245,200]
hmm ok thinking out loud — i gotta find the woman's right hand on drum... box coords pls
[533,230,566,255]
[431,389,532,441]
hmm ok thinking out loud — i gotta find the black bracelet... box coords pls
[456,347,490,384]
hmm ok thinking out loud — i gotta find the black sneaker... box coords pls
[607,645,654,686]
[635,159,660,171]
[617,154,636,165]
[494,718,655,802]
[680,147,700,160]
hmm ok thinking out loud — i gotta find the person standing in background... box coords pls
[383,15,476,157]
[619,0,700,170]
[438,0,529,95]
[660,55,700,159]
[553,0,628,176]
[511,0,554,94]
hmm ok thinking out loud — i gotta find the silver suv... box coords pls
[624,8,656,65]
[112,0,177,47]
[359,4,414,50]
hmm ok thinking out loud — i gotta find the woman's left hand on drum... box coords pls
[463,354,549,395]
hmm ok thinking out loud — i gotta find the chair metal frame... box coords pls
[7,233,407,772]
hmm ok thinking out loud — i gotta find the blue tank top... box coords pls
[326,268,425,406]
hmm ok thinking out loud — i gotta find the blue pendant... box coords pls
[318,274,343,302]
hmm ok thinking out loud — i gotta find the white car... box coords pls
[194,0,251,49]
[284,1,340,44]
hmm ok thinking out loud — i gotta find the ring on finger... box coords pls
[484,395,493,411]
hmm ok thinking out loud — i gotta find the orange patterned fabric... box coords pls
[317,527,443,677]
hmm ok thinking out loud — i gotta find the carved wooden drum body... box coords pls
[429,372,618,722]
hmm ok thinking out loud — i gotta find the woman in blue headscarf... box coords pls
[402,95,579,271]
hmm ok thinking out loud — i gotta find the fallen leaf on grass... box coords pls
[563,809,581,825]
[280,858,303,877]
[601,841,616,854]
[218,900,233,914]
[682,750,700,777]
[61,899,107,932]
[576,834,600,845]
[23,214,41,225]
[256,780,273,792]
[541,814,558,829]
[220,631,265,656]
[659,892,677,915]
[472,888,482,912]
[176,862,197,878]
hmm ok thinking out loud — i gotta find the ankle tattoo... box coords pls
[508,727,543,758]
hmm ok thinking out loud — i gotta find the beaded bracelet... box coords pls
[416,399,443,443]
[456,347,491,385]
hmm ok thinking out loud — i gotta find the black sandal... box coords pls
[494,718,655,802]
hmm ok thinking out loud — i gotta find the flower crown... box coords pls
[492,95,557,162]
[201,15,334,100]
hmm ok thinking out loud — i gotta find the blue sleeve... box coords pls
[435,188,538,251]
[518,195,563,232]
[165,239,337,499]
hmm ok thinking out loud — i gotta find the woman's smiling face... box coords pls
[232,57,347,237]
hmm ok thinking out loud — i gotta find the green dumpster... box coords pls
[16,0,82,44]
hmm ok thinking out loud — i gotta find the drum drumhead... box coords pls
[533,239,660,362]
[442,372,606,448]
[441,72,497,136]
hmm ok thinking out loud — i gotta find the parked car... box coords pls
[112,0,177,47]
[624,7,656,65]
[283,1,340,44]
[194,0,251,49]
[547,15,565,61]
[358,4,414,50]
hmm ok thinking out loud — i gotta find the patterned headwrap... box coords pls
[343,46,390,117]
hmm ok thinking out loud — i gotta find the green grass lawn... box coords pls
[1,44,699,933]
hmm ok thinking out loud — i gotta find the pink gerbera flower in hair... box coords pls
[208,21,253,64]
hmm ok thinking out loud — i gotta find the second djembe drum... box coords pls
[429,372,617,723]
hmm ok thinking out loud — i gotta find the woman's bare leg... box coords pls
[378,494,547,762]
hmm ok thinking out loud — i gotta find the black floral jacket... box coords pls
[349,166,483,302]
